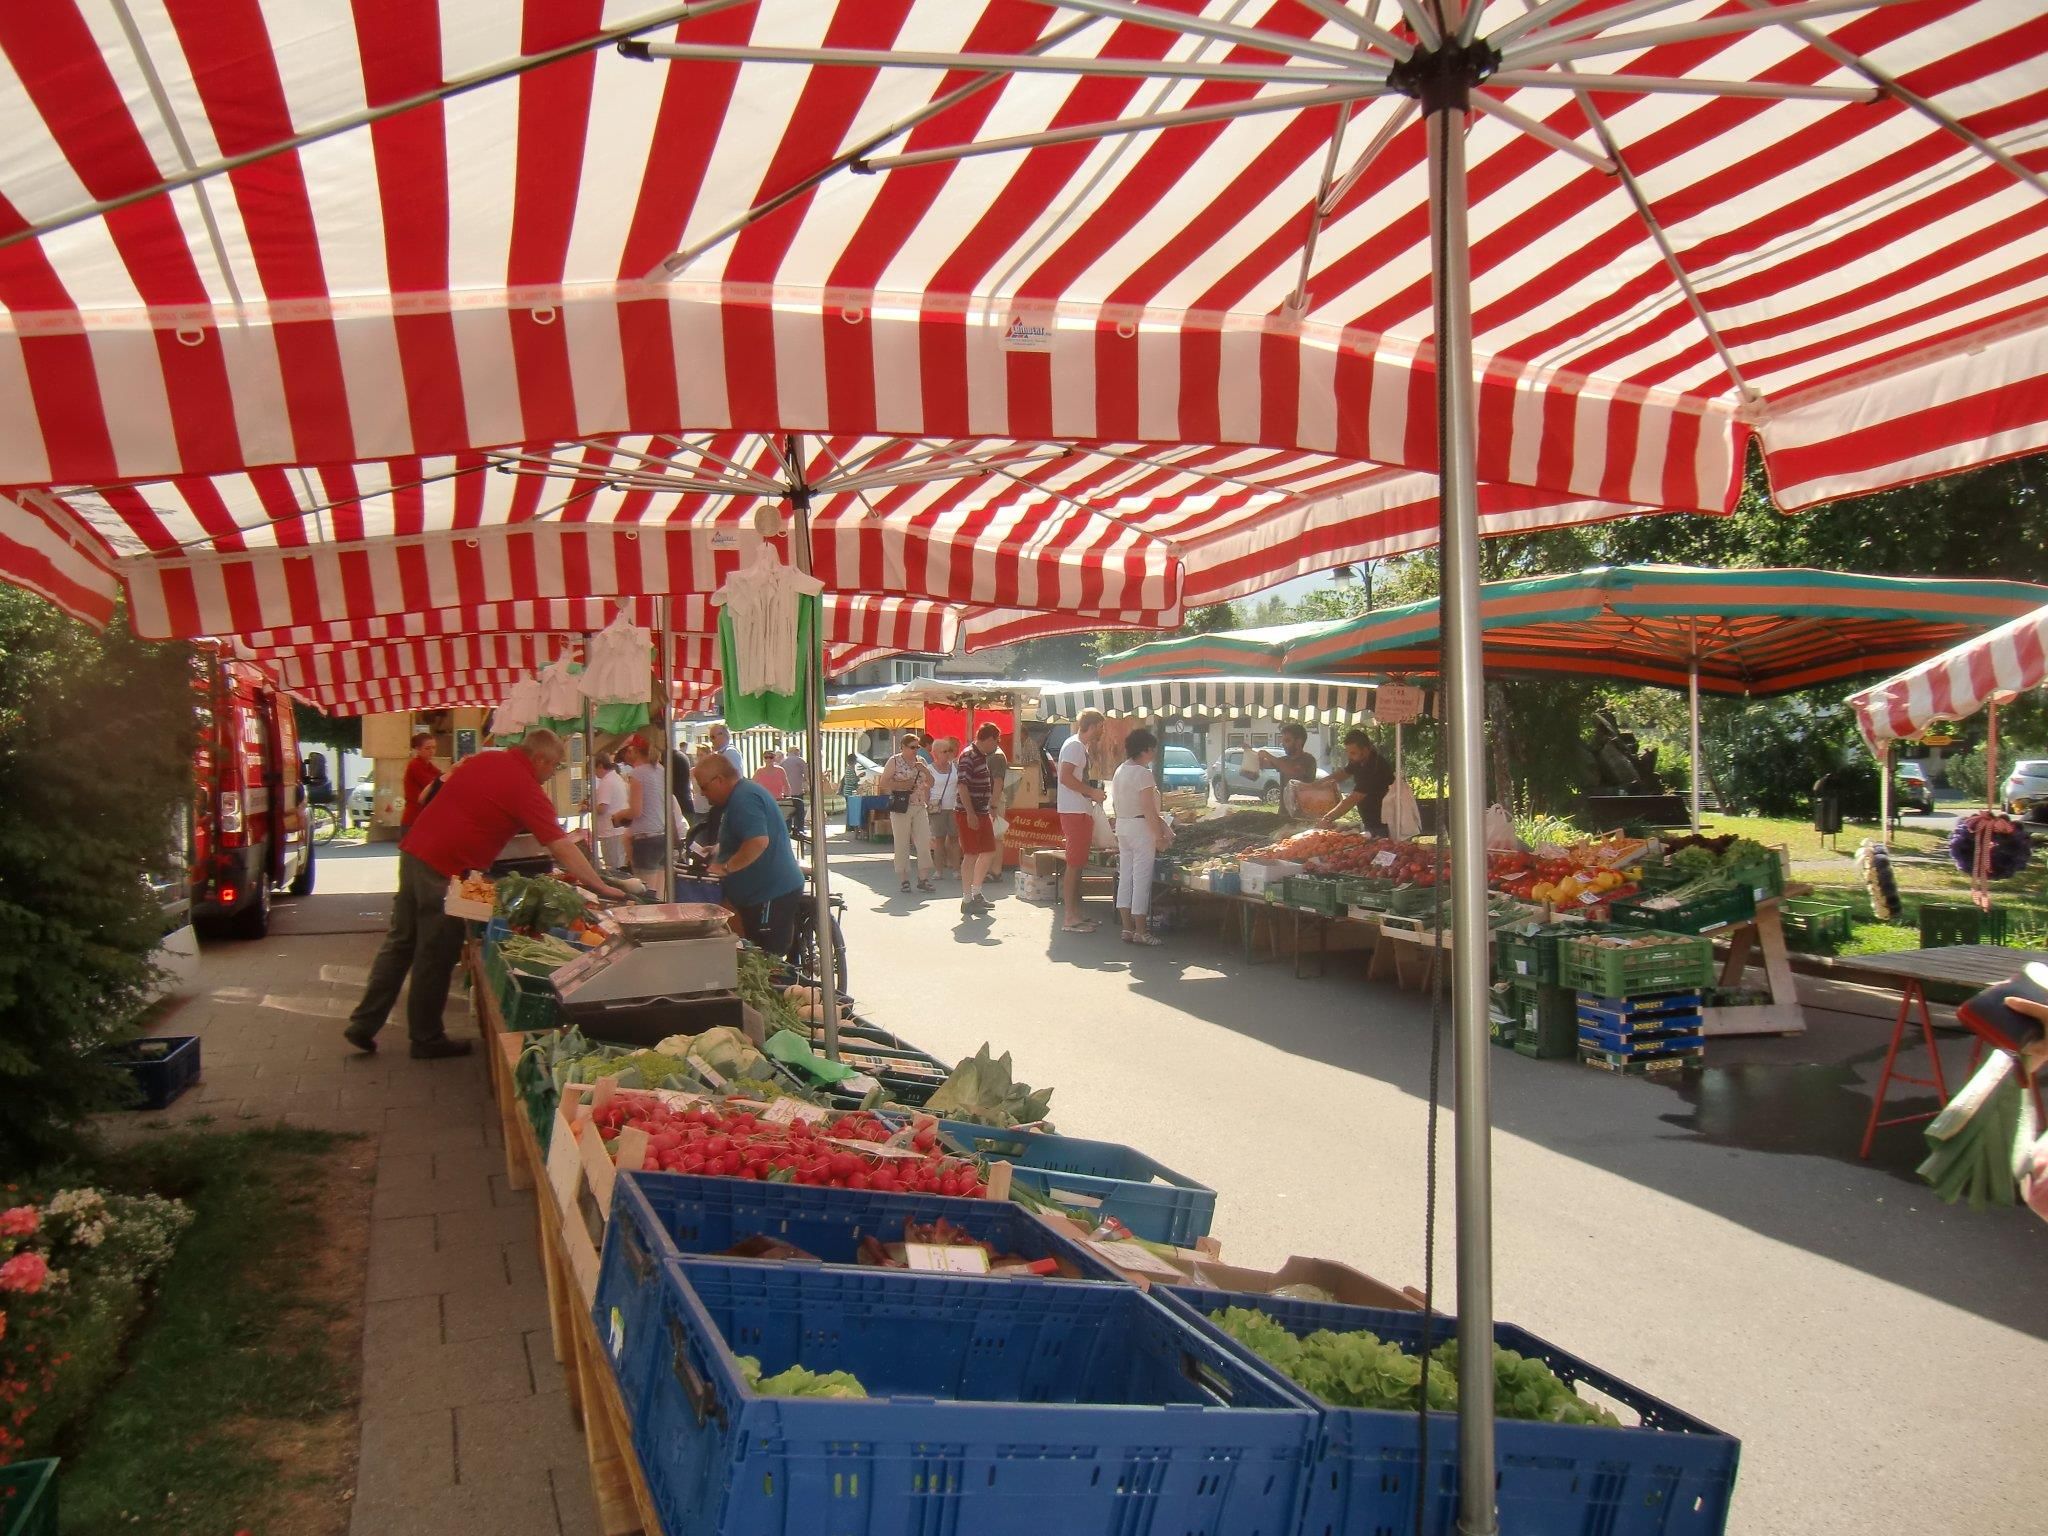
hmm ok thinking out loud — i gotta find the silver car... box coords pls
[2002,760,2048,822]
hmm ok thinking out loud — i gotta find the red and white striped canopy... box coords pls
[6,434,1626,634]
[1848,601,2048,752]
[7,2,2040,638]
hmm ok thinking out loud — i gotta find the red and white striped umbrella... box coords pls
[279,638,891,717]
[3,434,1630,633]
[0,2,2033,514]
[1848,600,2048,752]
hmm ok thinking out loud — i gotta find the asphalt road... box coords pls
[821,834,2046,1536]
[307,836,2044,1536]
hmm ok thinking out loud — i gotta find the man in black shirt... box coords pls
[1319,727,1393,838]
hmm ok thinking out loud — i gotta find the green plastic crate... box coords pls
[1609,879,1756,935]
[1724,853,1786,900]
[0,1460,56,1536]
[1779,897,1853,952]
[1495,921,1612,984]
[1558,931,1715,998]
[502,969,560,1034]
[1384,883,1443,917]
[1510,979,1579,1059]
[1918,902,2008,949]
[1278,875,1347,916]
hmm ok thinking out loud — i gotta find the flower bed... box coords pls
[0,1186,191,1460]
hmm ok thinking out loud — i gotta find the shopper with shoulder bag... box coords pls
[878,732,936,894]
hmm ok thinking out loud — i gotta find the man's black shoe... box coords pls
[409,1036,473,1060]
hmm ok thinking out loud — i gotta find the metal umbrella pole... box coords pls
[1418,49,1498,1536]
[1689,620,1704,833]
[786,451,844,1062]
[660,597,676,899]
[583,632,597,862]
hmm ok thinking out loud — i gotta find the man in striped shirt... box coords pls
[955,723,1002,919]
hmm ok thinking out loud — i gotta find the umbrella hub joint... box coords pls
[1386,37,1499,114]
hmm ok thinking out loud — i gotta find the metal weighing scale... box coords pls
[550,903,745,1046]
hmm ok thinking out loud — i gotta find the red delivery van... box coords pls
[190,647,313,938]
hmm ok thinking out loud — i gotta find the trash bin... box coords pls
[1812,773,1843,835]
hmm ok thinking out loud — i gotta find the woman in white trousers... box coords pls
[878,733,937,894]
[1111,728,1171,945]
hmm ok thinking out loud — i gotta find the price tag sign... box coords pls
[1086,1238,1183,1278]
[762,1098,829,1125]
[1373,849,1399,868]
[904,1242,991,1273]
[1374,683,1425,725]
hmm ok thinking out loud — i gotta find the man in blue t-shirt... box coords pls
[692,752,805,955]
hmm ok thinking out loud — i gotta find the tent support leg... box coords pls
[1987,701,2000,812]
[790,474,843,1062]
[1424,75,1498,1536]
[1881,744,1893,847]
[1688,637,1702,833]
[660,600,676,900]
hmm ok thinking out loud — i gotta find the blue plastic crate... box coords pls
[923,1119,1216,1246]
[1159,1285,1739,1536]
[595,1172,1125,1415]
[1575,992,1704,1031]
[673,874,724,905]
[636,1259,1315,1536]
[1572,1024,1703,1056]
[104,1035,201,1111]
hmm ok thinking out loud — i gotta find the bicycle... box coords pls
[306,791,342,844]
[787,885,849,995]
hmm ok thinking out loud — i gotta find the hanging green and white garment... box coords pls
[578,611,655,735]
[713,549,825,732]
[718,589,817,732]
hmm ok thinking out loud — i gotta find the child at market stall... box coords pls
[1112,728,1173,946]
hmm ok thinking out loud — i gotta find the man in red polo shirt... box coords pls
[345,729,622,1059]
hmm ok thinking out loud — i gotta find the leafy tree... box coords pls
[0,591,197,1172]
[293,701,360,752]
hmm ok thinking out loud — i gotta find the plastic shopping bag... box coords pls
[1091,801,1117,851]
[1382,781,1423,841]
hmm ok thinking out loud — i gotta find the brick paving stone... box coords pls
[360,1331,534,1418]
[453,1391,583,1491]
[366,1240,515,1305]
[436,1200,540,1252]
[353,1407,455,1508]
[441,1272,551,1345]
[363,1295,444,1362]
[349,1467,559,1536]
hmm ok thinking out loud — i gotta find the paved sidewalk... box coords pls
[141,873,595,1536]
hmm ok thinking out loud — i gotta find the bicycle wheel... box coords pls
[787,906,850,993]
[309,803,340,844]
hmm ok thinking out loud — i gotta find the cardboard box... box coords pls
[1239,858,1303,896]
[444,877,494,921]
[1047,1218,1422,1312]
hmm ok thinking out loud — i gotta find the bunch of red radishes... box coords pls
[589,1098,987,1196]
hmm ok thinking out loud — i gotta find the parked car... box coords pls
[348,776,377,826]
[1157,745,1208,794]
[1894,759,1935,814]
[190,647,313,938]
[1209,746,1284,803]
[2002,760,2048,822]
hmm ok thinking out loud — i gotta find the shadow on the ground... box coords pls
[823,833,2048,1338]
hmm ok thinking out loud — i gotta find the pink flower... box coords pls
[0,1253,48,1294]
[0,1208,34,1239]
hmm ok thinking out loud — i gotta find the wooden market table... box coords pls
[1699,897,1806,1039]
[1828,944,2037,1159]
[468,942,666,1536]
